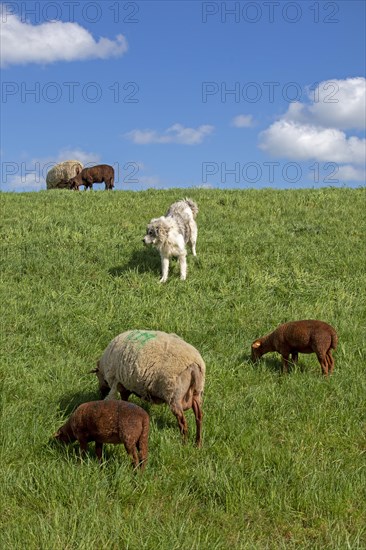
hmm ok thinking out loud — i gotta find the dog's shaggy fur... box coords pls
[143,198,198,282]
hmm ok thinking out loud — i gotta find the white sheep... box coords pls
[92,330,206,447]
[46,160,83,190]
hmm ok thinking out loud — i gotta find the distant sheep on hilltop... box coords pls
[68,164,114,191]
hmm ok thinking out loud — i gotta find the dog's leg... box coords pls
[190,222,198,257]
[179,252,187,280]
[160,256,169,283]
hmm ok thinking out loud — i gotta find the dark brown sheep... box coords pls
[251,320,338,375]
[54,400,149,470]
[68,164,114,191]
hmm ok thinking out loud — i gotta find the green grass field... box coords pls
[1,188,365,549]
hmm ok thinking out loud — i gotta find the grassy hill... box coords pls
[1,188,365,549]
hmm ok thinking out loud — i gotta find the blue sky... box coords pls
[1,0,365,191]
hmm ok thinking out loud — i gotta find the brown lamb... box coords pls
[54,400,149,470]
[251,320,338,375]
[68,164,114,190]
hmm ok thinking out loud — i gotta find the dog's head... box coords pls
[143,218,168,246]
[143,222,158,246]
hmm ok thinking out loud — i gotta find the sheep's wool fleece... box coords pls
[100,330,205,402]
[46,160,83,189]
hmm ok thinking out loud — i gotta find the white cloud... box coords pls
[56,148,101,167]
[0,12,128,67]
[259,77,366,176]
[335,164,366,182]
[138,175,162,187]
[3,173,42,192]
[260,120,365,165]
[125,123,214,145]
[286,77,366,131]
[231,114,254,128]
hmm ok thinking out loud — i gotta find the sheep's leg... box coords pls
[160,256,169,283]
[171,405,188,443]
[105,381,119,400]
[100,384,111,399]
[95,442,103,463]
[291,352,298,364]
[281,354,290,373]
[192,397,203,448]
[179,252,187,281]
[117,383,131,401]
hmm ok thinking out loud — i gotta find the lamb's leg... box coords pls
[316,352,328,376]
[281,354,290,373]
[124,443,139,469]
[160,256,169,283]
[179,252,187,281]
[192,396,203,448]
[327,350,335,374]
[79,440,88,459]
[137,420,149,471]
[95,442,103,463]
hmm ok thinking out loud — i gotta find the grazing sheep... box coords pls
[92,330,205,446]
[251,320,338,375]
[68,164,114,191]
[46,160,83,190]
[54,400,149,470]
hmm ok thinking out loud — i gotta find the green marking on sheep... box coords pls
[125,330,157,349]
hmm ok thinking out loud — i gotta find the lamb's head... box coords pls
[67,176,79,190]
[54,423,76,443]
[251,339,264,362]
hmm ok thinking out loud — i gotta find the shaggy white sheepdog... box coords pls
[143,198,198,282]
